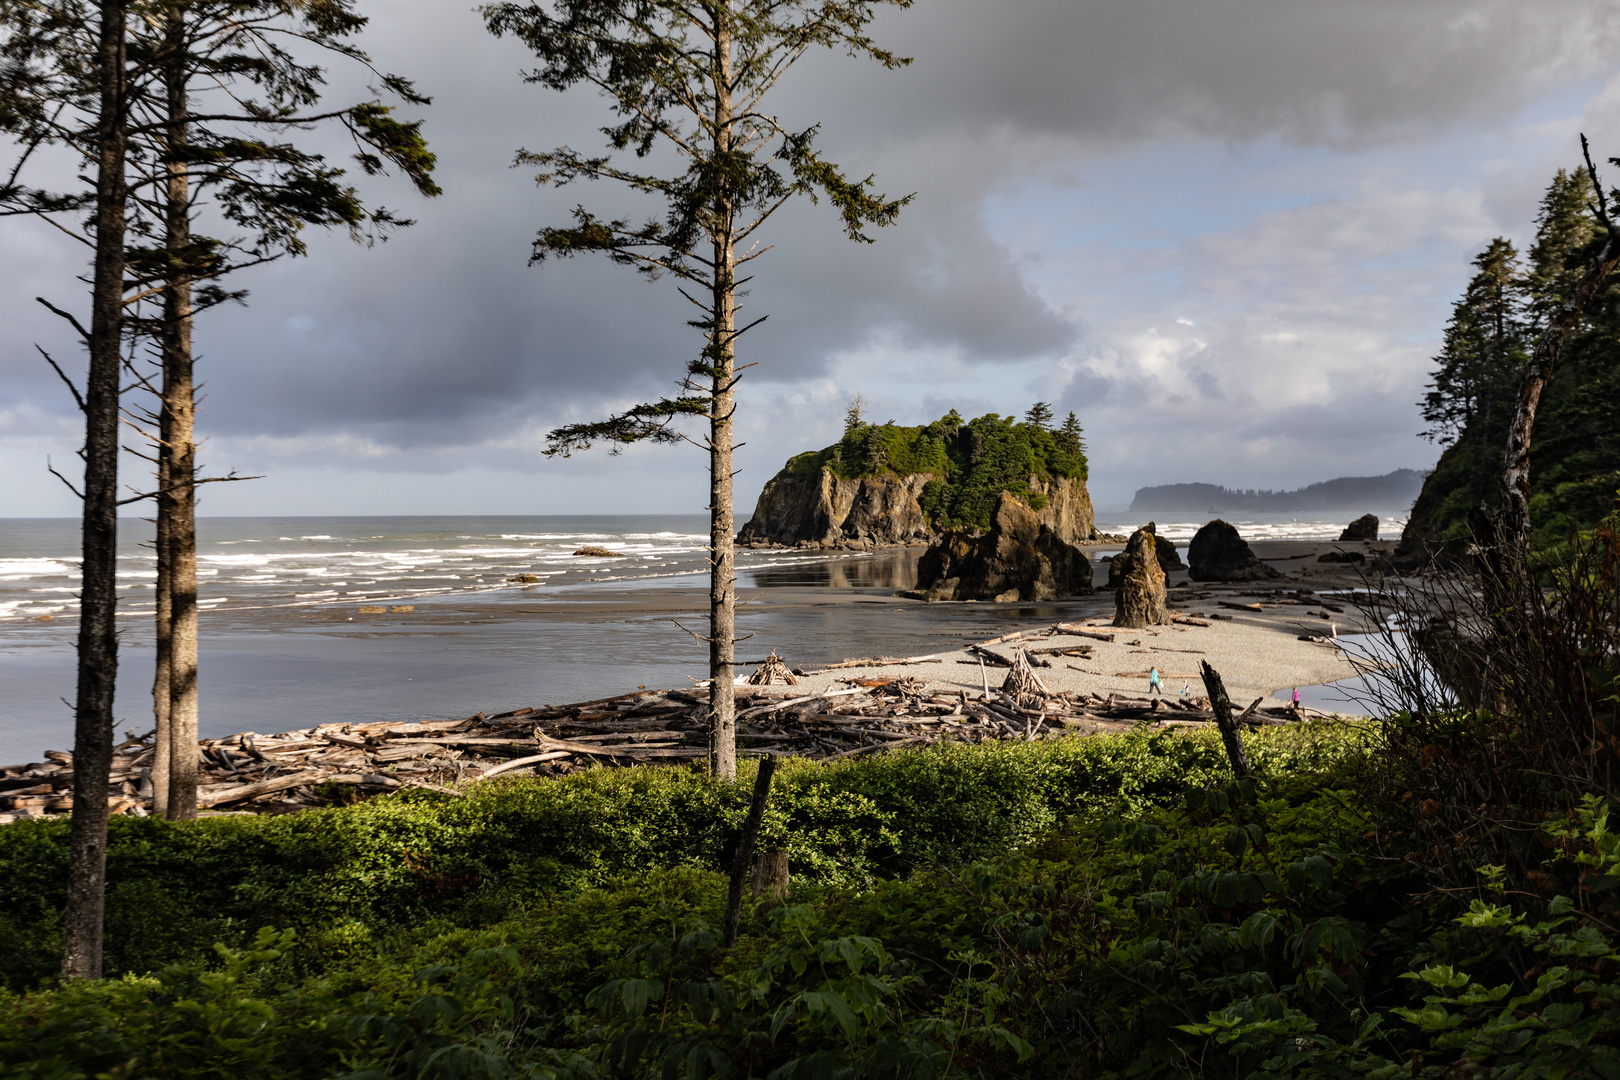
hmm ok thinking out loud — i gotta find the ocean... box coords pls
[0,510,1404,762]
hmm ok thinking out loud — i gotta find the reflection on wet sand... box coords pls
[742,549,923,591]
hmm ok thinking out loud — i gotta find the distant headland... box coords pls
[1129,468,1427,514]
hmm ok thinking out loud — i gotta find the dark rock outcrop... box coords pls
[1338,514,1379,542]
[1156,534,1184,571]
[738,468,1093,549]
[1112,525,1169,628]
[1187,520,1280,582]
[1106,525,1183,586]
[1317,550,1366,564]
[914,493,1093,602]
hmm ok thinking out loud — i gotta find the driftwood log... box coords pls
[0,619,1336,826]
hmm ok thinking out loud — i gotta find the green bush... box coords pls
[0,725,1363,989]
[4,755,1613,1080]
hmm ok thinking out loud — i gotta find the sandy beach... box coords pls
[0,532,1394,764]
[763,538,1390,711]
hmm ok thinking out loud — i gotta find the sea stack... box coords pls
[1112,524,1169,628]
[1338,514,1379,542]
[1187,520,1280,582]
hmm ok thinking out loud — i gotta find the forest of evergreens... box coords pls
[1405,166,1620,548]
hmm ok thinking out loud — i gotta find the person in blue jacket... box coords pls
[1149,667,1163,696]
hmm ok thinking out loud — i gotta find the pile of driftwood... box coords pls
[0,628,1312,825]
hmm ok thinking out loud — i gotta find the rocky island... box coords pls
[738,407,1094,549]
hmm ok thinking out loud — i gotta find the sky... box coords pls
[5,0,1620,517]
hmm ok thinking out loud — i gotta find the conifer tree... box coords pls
[1,0,435,973]
[1419,238,1526,502]
[1057,411,1085,455]
[843,392,868,434]
[1525,167,1602,332]
[122,0,437,819]
[489,0,915,778]
[1,0,134,980]
[1024,401,1053,429]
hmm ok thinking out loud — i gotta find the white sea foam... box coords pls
[0,558,76,578]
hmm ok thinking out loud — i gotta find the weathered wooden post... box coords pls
[1199,661,1252,779]
[722,755,777,947]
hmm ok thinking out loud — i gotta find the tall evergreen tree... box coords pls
[1419,238,1526,503]
[843,392,868,434]
[1024,401,1053,430]
[120,0,436,819]
[1057,410,1085,456]
[1525,167,1602,332]
[1,0,134,980]
[488,0,915,779]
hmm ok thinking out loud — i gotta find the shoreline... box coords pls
[0,538,1395,766]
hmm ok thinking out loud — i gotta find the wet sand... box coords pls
[0,538,1394,762]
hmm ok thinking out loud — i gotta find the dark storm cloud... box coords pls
[4,0,1616,469]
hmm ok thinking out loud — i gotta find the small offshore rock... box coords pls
[507,573,541,583]
[1188,520,1281,582]
[1338,514,1379,542]
[573,545,628,557]
[1155,535,1184,571]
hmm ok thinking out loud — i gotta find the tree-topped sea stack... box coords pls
[738,407,1093,548]
[1112,524,1169,628]
[1188,520,1281,582]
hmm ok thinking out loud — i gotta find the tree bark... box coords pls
[1199,661,1251,780]
[160,11,199,819]
[62,0,128,982]
[150,446,172,819]
[722,755,776,947]
[707,1,737,781]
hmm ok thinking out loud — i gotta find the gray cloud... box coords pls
[3,0,1617,514]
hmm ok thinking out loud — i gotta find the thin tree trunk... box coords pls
[707,2,737,781]
[62,0,128,982]
[160,12,199,819]
[150,447,171,818]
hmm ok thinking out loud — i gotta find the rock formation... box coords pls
[913,493,1093,602]
[1155,534,1184,571]
[738,469,1093,549]
[1338,514,1379,542]
[1112,525,1169,628]
[1187,520,1280,582]
[1106,524,1183,586]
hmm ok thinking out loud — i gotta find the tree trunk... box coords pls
[1199,661,1251,779]
[751,848,790,906]
[1501,206,1620,562]
[62,0,128,982]
[707,2,737,781]
[150,447,172,819]
[722,756,776,947]
[160,12,199,819]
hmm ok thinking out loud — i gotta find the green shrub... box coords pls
[0,725,1364,989]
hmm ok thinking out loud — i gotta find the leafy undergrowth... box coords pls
[0,723,1355,987]
[4,722,1616,1079]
